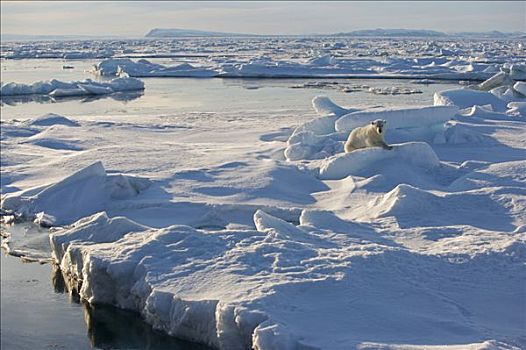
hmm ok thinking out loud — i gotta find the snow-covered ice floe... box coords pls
[0,76,144,98]
[91,56,526,81]
[93,58,219,77]
[48,208,525,350]
[2,58,526,350]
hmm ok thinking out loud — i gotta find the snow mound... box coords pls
[284,127,343,161]
[449,160,526,191]
[27,113,80,127]
[443,122,492,144]
[1,77,144,97]
[1,162,151,226]
[335,106,458,133]
[318,142,440,180]
[434,88,508,111]
[367,184,516,230]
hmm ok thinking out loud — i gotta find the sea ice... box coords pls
[94,58,219,77]
[1,162,151,226]
[1,39,525,349]
[1,77,144,98]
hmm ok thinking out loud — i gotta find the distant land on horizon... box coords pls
[145,28,254,38]
[146,27,526,39]
[2,28,525,42]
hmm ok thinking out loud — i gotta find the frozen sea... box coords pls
[1,36,525,350]
[0,57,463,350]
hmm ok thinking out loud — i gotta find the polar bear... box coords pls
[344,119,392,153]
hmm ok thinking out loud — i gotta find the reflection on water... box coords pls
[0,222,212,350]
[51,267,212,350]
[83,303,212,350]
[0,90,144,106]
[1,58,461,121]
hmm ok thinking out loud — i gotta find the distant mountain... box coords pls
[145,28,254,38]
[333,28,525,39]
[450,30,526,39]
[334,29,446,37]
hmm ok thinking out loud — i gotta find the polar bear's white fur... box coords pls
[344,119,392,153]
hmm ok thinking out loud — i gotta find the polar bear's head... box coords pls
[371,119,387,135]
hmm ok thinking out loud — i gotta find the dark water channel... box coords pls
[0,224,211,350]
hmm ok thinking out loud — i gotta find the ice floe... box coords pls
[1,76,144,98]
[93,58,219,77]
[47,209,525,350]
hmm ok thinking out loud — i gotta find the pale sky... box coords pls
[1,1,525,37]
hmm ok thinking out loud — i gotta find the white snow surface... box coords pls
[1,59,525,350]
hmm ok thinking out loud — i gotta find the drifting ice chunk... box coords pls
[93,58,147,76]
[108,76,146,92]
[318,142,440,180]
[335,106,458,133]
[1,77,144,97]
[1,81,55,95]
